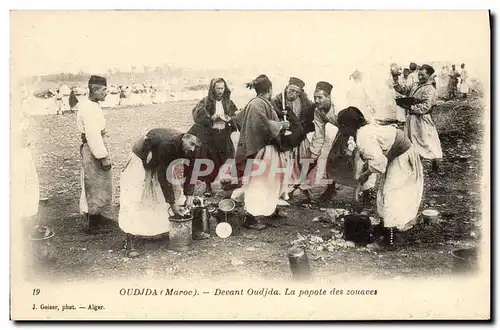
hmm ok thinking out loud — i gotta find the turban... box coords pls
[315,81,333,95]
[337,107,367,130]
[88,75,107,88]
[288,77,305,89]
[420,64,435,76]
[246,74,272,94]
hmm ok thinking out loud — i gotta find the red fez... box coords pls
[288,77,305,89]
[315,81,333,95]
[88,75,107,87]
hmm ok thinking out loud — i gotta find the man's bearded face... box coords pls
[286,85,301,102]
[214,82,225,100]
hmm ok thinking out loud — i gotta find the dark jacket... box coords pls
[192,78,239,132]
[132,128,196,204]
[270,91,315,133]
[277,109,306,152]
[235,96,282,162]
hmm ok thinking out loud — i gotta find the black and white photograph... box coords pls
[9,10,491,320]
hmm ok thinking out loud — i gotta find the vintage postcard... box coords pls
[10,10,491,320]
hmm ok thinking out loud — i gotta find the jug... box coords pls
[192,196,211,235]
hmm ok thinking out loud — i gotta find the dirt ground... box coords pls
[23,95,485,282]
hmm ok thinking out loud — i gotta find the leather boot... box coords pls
[86,214,101,234]
[243,213,266,230]
[319,183,337,203]
[124,234,141,258]
[431,160,440,174]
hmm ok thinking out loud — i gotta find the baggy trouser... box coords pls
[79,143,114,221]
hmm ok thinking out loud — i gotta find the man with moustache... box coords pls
[118,127,204,257]
[308,81,376,206]
[270,77,315,201]
[393,64,443,174]
[77,75,114,233]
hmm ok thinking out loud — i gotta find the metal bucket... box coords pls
[29,226,56,263]
[343,215,374,246]
[288,247,311,280]
[168,213,193,252]
[422,209,440,225]
[451,247,478,273]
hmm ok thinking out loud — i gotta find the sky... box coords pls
[10,10,490,95]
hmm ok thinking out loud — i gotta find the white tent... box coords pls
[59,84,71,96]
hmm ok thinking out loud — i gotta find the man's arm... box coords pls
[157,163,177,205]
[309,110,326,160]
[270,95,286,119]
[410,86,436,115]
[157,142,178,205]
[300,93,316,133]
[81,109,108,159]
[228,100,239,132]
[183,155,196,198]
[393,77,412,96]
[192,98,213,127]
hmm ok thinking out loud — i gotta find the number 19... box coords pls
[32,288,40,296]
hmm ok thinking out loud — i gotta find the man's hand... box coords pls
[357,169,371,186]
[184,195,195,210]
[354,185,361,203]
[211,113,220,121]
[281,121,291,130]
[306,159,318,175]
[171,204,189,217]
[282,106,292,116]
[100,157,112,171]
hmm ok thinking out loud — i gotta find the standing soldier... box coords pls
[448,65,460,100]
[69,88,79,113]
[270,77,315,201]
[189,78,239,196]
[458,63,469,98]
[308,81,376,206]
[77,75,114,233]
[393,64,443,174]
[55,89,62,115]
